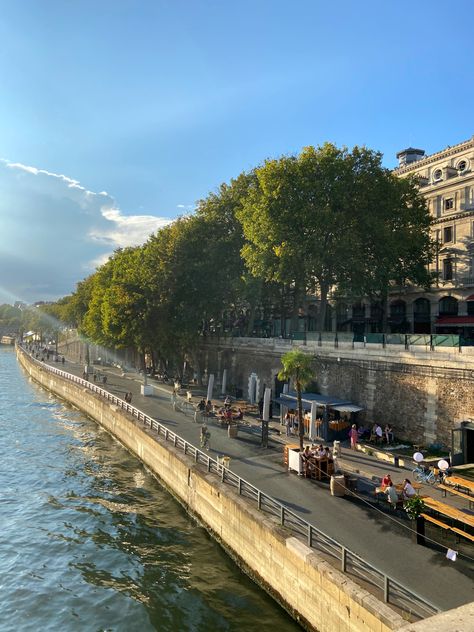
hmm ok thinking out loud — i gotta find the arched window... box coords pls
[413,298,431,333]
[439,296,458,316]
[413,298,431,318]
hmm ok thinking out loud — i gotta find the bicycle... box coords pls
[412,465,437,485]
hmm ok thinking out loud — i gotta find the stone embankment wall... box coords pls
[17,347,407,632]
[198,338,474,448]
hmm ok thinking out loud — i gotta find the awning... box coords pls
[274,391,358,411]
[436,316,474,326]
[332,404,364,413]
[273,396,312,411]
[466,295,474,301]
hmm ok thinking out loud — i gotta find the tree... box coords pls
[277,349,314,451]
[237,144,433,331]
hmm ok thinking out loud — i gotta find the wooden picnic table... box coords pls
[423,497,474,529]
[444,475,474,495]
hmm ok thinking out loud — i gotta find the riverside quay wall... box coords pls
[198,337,474,449]
[17,347,408,632]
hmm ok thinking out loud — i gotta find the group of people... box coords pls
[380,474,416,507]
[348,422,395,449]
[300,444,334,478]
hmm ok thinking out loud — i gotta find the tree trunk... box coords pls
[141,348,147,386]
[381,289,389,333]
[317,282,329,332]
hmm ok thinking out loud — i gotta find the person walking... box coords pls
[200,423,210,450]
[349,424,358,450]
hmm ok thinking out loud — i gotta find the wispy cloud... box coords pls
[0,159,173,303]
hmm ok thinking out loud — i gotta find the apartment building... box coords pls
[391,135,474,335]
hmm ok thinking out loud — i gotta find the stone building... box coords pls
[287,136,474,336]
[390,136,474,335]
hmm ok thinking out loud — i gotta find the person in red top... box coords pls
[381,474,393,490]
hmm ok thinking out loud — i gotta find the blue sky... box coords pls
[1,0,473,302]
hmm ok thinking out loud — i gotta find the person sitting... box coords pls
[384,482,399,507]
[384,424,394,444]
[370,423,382,443]
[402,478,416,499]
[205,400,213,416]
[197,398,206,412]
[315,444,327,458]
[357,424,367,440]
[224,395,231,406]
[234,408,244,420]
[301,446,313,477]
[380,473,393,490]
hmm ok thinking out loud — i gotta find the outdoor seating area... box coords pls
[285,444,336,482]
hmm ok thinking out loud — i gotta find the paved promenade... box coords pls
[47,356,474,612]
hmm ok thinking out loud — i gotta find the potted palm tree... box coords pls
[278,349,314,452]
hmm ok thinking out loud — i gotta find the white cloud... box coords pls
[0,159,173,303]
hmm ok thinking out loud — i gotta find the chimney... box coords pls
[396,147,425,167]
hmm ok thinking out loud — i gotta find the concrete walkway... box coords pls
[48,356,474,613]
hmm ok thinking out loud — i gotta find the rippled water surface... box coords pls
[0,347,299,631]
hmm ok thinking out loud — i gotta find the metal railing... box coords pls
[18,345,439,621]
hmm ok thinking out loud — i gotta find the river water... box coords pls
[0,347,299,631]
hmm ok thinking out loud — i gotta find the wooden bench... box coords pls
[450,526,474,543]
[438,484,474,508]
[421,513,474,543]
[421,513,450,532]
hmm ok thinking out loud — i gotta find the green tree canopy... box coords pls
[237,143,433,330]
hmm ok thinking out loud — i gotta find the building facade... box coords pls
[392,135,474,335]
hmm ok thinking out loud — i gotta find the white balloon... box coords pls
[438,459,449,471]
[413,452,424,463]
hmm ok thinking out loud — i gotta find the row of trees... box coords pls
[27,143,433,376]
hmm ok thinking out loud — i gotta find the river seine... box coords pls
[0,347,299,631]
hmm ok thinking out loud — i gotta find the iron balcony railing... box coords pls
[19,345,439,621]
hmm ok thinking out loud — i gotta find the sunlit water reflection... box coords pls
[0,347,299,631]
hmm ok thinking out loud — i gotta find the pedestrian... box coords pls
[285,412,292,436]
[200,423,210,450]
[349,424,358,450]
[62,356,65,364]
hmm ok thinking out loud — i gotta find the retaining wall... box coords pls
[17,348,416,632]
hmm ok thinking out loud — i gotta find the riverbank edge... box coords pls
[17,346,409,632]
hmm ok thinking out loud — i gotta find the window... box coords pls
[443,259,453,281]
[443,226,453,243]
[458,160,467,173]
[433,169,442,181]
[444,198,454,210]
[439,295,458,315]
